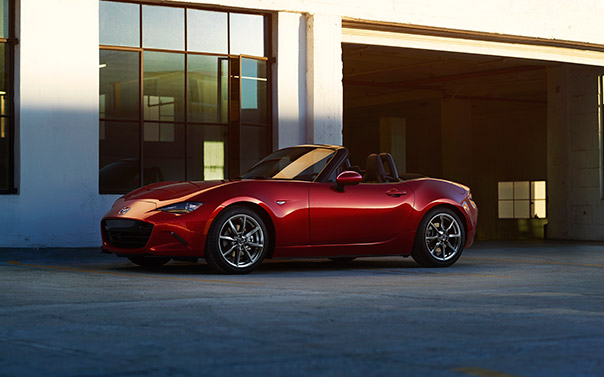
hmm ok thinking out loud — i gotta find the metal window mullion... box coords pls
[139,42,144,187]
[184,7,188,181]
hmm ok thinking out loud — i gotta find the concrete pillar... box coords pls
[441,99,473,187]
[546,66,571,239]
[273,12,307,149]
[547,64,604,240]
[306,13,343,145]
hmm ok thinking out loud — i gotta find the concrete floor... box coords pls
[1,241,603,377]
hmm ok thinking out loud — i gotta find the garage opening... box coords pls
[343,44,551,240]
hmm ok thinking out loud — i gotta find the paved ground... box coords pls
[1,241,603,377]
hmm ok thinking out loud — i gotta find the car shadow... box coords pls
[105,257,437,276]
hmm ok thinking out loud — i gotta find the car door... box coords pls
[309,181,415,247]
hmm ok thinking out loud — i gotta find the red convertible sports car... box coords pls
[101,144,478,274]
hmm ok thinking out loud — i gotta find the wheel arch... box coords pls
[205,199,277,259]
[411,202,469,251]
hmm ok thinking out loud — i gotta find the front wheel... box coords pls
[205,206,269,274]
[411,207,466,267]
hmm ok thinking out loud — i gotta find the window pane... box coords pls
[188,55,228,123]
[100,50,139,120]
[100,1,140,47]
[514,200,530,219]
[99,121,140,194]
[0,0,8,39]
[240,58,267,124]
[498,201,513,219]
[498,182,513,200]
[142,5,184,50]
[0,116,8,190]
[143,52,185,122]
[514,181,530,200]
[532,200,547,218]
[187,9,227,54]
[532,181,546,200]
[187,125,228,180]
[143,122,185,183]
[0,43,8,117]
[230,13,265,56]
[240,125,268,173]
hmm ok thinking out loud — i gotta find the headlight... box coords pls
[158,201,203,214]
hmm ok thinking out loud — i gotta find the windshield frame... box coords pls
[239,145,348,183]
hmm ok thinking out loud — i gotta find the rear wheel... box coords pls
[205,206,269,274]
[411,207,466,267]
[127,256,171,267]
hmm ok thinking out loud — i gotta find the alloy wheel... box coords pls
[424,213,462,261]
[218,214,265,268]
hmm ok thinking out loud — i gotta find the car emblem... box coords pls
[119,206,131,215]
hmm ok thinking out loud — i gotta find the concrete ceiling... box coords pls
[343,43,551,109]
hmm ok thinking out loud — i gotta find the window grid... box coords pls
[99,1,271,194]
[498,180,547,219]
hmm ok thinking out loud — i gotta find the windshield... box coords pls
[240,147,336,181]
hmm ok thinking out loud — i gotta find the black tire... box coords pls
[329,257,356,263]
[205,206,269,274]
[127,256,171,267]
[411,206,466,267]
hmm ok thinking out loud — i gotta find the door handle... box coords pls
[386,189,407,197]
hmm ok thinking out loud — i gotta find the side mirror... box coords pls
[335,171,362,192]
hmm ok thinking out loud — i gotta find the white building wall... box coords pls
[274,12,307,148]
[305,13,343,145]
[0,0,115,247]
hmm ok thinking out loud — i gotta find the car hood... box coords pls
[123,180,230,202]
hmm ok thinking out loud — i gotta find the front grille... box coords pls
[102,219,153,249]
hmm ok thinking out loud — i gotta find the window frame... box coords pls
[99,0,272,194]
[498,180,547,219]
[0,0,15,194]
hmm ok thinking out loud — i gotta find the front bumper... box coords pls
[101,201,210,257]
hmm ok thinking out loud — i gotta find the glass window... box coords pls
[143,122,185,183]
[0,0,11,193]
[187,9,228,54]
[498,180,546,219]
[143,52,185,122]
[187,125,228,180]
[230,13,265,56]
[100,1,140,47]
[188,55,229,123]
[240,125,269,173]
[0,0,7,39]
[240,58,267,124]
[100,50,139,120]
[531,181,547,218]
[498,181,513,200]
[99,121,140,194]
[99,3,270,193]
[142,5,184,50]
[0,116,9,190]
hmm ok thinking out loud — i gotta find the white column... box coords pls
[274,12,307,149]
[306,13,343,145]
[0,0,112,246]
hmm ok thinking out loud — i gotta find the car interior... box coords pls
[337,152,425,184]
